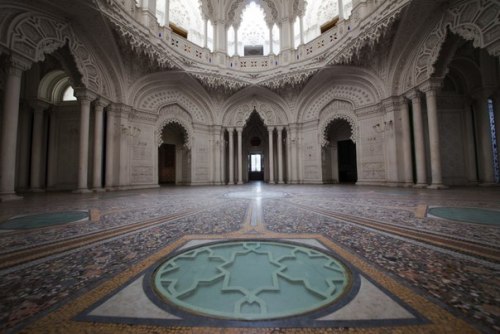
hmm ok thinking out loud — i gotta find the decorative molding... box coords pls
[406,0,500,90]
[156,104,194,148]
[318,101,358,146]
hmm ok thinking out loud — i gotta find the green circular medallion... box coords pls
[153,241,351,320]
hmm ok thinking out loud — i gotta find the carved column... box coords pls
[407,89,427,187]
[237,127,243,184]
[105,106,116,189]
[268,127,275,183]
[277,126,284,183]
[30,100,50,192]
[74,89,95,193]
[93,99,108,190]
[422,82,445,188]
[400,98,413,185]
[0,58,30,201]
[213,126,222,184]
[228,127,234,184]
[279,18,294,52]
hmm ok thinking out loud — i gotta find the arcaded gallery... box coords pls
[0,0,499,332]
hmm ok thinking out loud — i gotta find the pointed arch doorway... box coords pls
[158,122,190,185]
[244,112,267,182]
[322,119,358,183]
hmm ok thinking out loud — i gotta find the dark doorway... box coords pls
[158,144,175,184]
[338,140,357,183]
[248,153,264,180]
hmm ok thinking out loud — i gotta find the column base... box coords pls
[403,182,415,187]
[427,184,448,190]
[0,193,23,202]
[73,188,92,194]
[237,181,243,185]
[30,188,45,193]
[268,181,275,184]
[413,183,428,189]
[93,188,106,192]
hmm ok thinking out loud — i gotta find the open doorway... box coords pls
[158,144,175,183]
[322,118,358,183]
[249,153,264,180]
[338,140,357,183]
[158,122,190,185]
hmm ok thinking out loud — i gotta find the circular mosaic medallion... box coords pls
[428,207,500,226]
[0,211,89,230]
[153,241,351,320]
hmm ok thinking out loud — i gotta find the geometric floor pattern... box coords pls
[0,183,498,333]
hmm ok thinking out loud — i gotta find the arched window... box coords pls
[169,0,204,47]
[238,2,270,55]
[62,86,76,102]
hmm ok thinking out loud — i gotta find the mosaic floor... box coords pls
[0,183,499,333]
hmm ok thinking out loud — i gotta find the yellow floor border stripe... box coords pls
[22,232,478,334]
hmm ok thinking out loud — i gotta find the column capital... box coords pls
[405,89,422,101]
[419,78,442,94]
[74,88,97,102]
[226,127,234,133]
[29,99,50,113]
[268,126,275,133]
[7,55,32,75]
[276,125,284,131]
[236,127,243,133]
[94,98,110,110]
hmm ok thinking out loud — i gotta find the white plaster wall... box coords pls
[357,115,386,184]
[129,122,156,186]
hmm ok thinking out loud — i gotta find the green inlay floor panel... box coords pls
[153,241,351,320]
[428,207,500,225]
[0,211,89,230]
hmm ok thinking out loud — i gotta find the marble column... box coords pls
[74,89,95,193]
[0,58,29,201]
[46,109,57,188]
[268,127,275,183]
[237,127,243,184]
[299,16,304,45]
[234,26,239,56]
[228,128,234,184]
[30,101,49,192]
[269,26,274,54]
[105,107,116,189]
[203,18,208,48]
[400,98,413,185]
[476,92,495,184]
[277,126,284,183]
[422,84,445,188]
[338,0,344,20]
[407,89,427,187]
[92,99,107,190]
